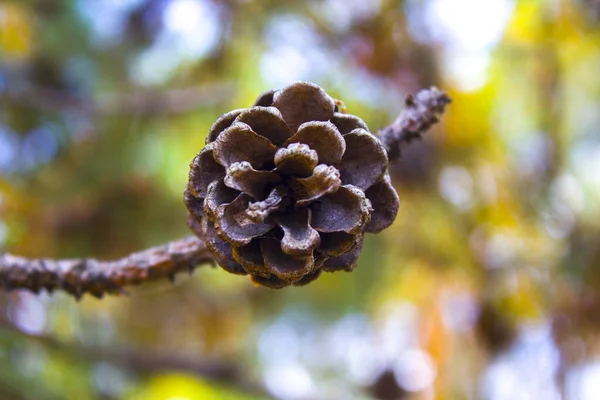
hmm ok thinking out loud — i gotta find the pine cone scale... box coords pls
[364,174,400,233]
[275,207,321,258]
[253,89,277,107]
[223,161,281,200]
[322,235,364,272]
[204,180,239,220]
[309,185,372,235]
[271,82,336,132]
[185,184,205,220]
[214,194,275,246]
[260,238,316,282]
[250,273,288,289]
[291,164,342,206]
[231,239,265,276]
[233,106,293,146]
[338,128,389,190]
[318,231,357,256]
[331,112,369,135]
[283,120,346,165]
[201,217,247,275]
[206,109,244,144]
[274,143,318,177]
[188,143,225,198]
[241,186,289,224]
[213,122,278,169]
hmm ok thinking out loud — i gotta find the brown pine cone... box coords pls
[185,82,399,288]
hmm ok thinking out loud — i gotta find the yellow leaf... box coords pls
[0,3,34,61]
[126,373,264,400]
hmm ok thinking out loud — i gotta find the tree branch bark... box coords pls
[0,83,235,116]
[0,236,214,299]
[0,87,450,300]
[378,86,451,162]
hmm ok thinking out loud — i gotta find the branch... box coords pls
[0,87,450,299]
[0,236,214,300]
[0,323,269,397]
[0,83,235,116]
[378,86,451,163]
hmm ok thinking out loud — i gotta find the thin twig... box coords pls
[0,236,214,299]
[0,83,235,116]
[378,86,451,163]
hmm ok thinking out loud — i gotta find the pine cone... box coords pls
[185,82,399,288]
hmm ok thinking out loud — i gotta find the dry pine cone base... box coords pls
[185,82,399,288]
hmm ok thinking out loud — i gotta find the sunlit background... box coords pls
[1,0,600,399]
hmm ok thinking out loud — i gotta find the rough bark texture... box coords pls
[0,236,214,299]
[379,86,451,162]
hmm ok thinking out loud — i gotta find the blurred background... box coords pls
[1,0,600,399]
